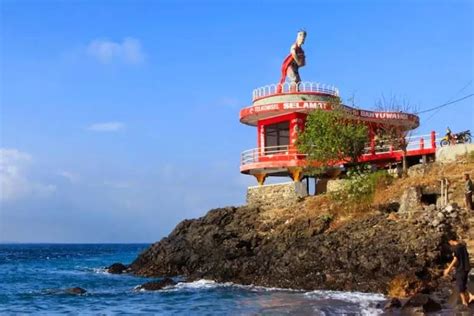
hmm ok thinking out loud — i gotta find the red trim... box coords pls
[240,101,420,129]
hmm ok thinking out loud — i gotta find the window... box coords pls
[264,121,289,154]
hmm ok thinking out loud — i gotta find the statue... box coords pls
[277,30,306,93]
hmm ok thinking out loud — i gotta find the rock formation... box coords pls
[135,278,176,291]
[130,204,466,294]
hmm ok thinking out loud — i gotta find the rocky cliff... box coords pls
[130,203,467,295]
[127,158,474,314]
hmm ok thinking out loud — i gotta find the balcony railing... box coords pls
[241,132,440,166]
[252,82,340,101]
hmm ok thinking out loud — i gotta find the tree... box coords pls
[297,98,369,168]
[373,95,418,176]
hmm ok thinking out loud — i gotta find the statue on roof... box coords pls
[277,30,306,92]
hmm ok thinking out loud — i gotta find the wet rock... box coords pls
[402,293,442,313]
[66,287,87,295]
[384,297,402,310]
[136,277,176,291]
[107,262,128,274]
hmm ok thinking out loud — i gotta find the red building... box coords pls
[239,82,436,185]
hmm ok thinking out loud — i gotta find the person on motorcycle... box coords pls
[446,127,455,145]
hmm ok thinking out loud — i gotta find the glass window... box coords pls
[264,121,289,153]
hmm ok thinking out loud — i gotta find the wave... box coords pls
[162,280,385,314]
[172,279,305,292]
[304,290,385,315]
[92,267,109,274]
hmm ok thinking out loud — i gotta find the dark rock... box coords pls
[402,293,442,313]
[378,202,400,213]
[136,277,176,291]
[107,262,128,274]
[128,205,453,293]
[384,297,402,309]
[66,287,87,295]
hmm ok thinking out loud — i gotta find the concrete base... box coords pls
[436,143,474,163]
[247,181,308,209]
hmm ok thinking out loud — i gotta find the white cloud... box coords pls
[87,122,125,132]
[0,149,56,201]
[57,171,80,183]
[86,37,145,64]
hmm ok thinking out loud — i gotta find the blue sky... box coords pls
[1,0,473,242]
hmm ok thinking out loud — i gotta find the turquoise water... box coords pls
[0,244,390,315]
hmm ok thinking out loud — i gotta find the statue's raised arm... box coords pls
[277,30,306,93]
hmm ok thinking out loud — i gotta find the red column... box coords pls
[420,137,425,150]
[431,131,436,148]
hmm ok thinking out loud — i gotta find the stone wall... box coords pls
[436,143,474,163]
[246,181,308,209]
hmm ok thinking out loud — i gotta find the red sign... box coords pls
[240,101,419,124]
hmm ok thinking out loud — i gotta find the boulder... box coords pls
[402,293,442,313]
[444,204,454,213]
[384,297,402,310]
[136,278,176,291]
[107,262,128,274]
[66,287,87,295]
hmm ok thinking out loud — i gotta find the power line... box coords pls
[424,81,472,123]
[416,93,474,114]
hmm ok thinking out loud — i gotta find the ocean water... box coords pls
[0,244,390,315]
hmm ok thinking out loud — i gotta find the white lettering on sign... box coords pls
[283,102,328,110]
[360,111,375,118]
[242,103,415,122]
[254,104,279,113]
[374,112,409,120]
[283,102,300,109]
[360,110,409,120]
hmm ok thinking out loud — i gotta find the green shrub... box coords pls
[331,165,392,205]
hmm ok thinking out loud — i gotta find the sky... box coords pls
[0,0,473,243]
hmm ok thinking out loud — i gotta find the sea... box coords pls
[1,243,391,315]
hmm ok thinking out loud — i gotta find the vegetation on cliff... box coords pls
[297,100,369,165]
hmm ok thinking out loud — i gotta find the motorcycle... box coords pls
[440,130,472,147]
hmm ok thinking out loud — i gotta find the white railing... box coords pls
[252,82,340,101]
[241,133,440,166]
[241,145,301,165]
